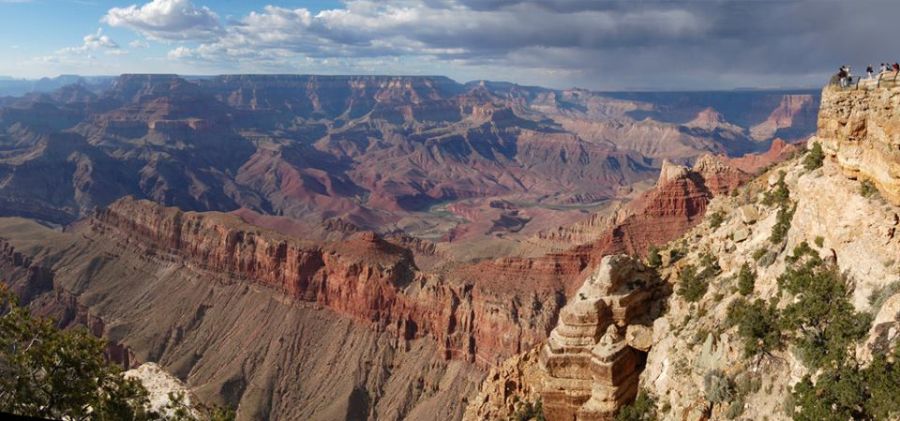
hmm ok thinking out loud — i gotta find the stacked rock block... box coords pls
[539,255,656,421]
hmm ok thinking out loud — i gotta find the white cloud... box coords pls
[82,28,119,50]
[103,0,221,41]
[167,46,192,59]
[99,0,900,90]
[39,28,124,64]
[129,39,150,49]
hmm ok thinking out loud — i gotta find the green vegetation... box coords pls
[0,286,234,421]
[720,238,899,419]
[792,346,900,420]
[778,242,872,370]
[737,262,756,296]
[677,254,721,303]
[703,369,734,408]
[869,280,900,314]
[709,211,725,230]
[647,246,662,268]
[761,171,795,244]
[615,391,657,421]
[511,398,545,421]
[813,236,824,248]
[752,248,768,262]
[724,398,745,419]
[860,179,879,198]
[676,265,705,302]
[802,142,824,171]
[776,243,898,420]
[668,244,687,264]
[770,204,796,244]
[726,298,782,358]
[762,171,791,208]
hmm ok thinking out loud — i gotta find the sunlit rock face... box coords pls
[817,84,900,205]
[538,255,659,421]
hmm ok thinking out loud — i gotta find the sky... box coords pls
[1,0,900,90]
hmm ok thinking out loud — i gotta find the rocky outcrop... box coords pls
[538,255,660,421]
[817,84,900,204]
[582,156,748,263]
[726,138,798,174]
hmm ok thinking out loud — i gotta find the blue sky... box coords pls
[2,0,899,90]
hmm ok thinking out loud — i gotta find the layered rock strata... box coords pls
[817,84,900,204]
[91,196,565,366]
[538,255,659,421]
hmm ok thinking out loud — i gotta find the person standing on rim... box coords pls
[867,65,874,79]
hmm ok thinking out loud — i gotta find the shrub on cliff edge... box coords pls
[803,142,824,171]
[615,391,657,421]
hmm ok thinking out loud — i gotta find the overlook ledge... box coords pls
[817,83,900,205]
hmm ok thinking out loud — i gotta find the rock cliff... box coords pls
[91,196,565,366]
[817,84,900,204]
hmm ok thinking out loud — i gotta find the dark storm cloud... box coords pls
[108,0,900,89]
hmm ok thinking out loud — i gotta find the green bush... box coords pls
[802,142,824,171]
[770,204,795,244]
[752,248,768,262]
[668,246,686,264]
[758,251,778,268]
[677,265,706,302]
[814,236,824,248]
[677,254,721,303]
[0,285,233,421]
[860,179,879,198]
[709,211,725,230]
[647,246,662,268]
[0,287,154,420]
[511,398,545,421]
[724,396,745,419]
[792,346,900,420]
[762,171,790,207]
[726,298,782,357]
[737,263,755,296]
[615,391,657,421]
[703,369,734,406]
[778,245,872,370]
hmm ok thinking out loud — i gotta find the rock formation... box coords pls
[538,255,659,421]
[817,84,900,204]
[90,196,566,366]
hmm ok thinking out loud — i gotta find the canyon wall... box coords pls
[817,84,900,204]
[0,217,485,421]
[92,197,562,366]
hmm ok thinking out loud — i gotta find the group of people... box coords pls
[838,63,900,87]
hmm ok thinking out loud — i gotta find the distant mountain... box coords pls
[0,75,115,97]
[0,74,818,247]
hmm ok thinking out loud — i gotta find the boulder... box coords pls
[738,205,760,225]
[732,227,751,243]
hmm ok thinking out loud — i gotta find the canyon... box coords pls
[0,74,822,420]
[466,83,900,420]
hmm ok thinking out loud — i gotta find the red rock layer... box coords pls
[452,155,748,297]
[726,138,799,174]
[90,197,562,366]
